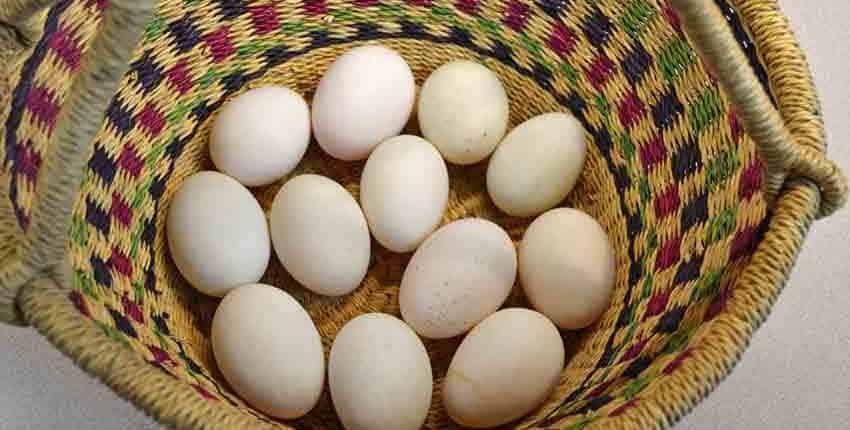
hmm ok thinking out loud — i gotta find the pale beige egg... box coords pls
[519,207,616,329]
[443,308,565,428]
[329,313,433,430]
[487,112,587,217]
[212,284,324,419]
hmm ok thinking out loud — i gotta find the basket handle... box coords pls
[670,0,847,218]
[0,0,154,324]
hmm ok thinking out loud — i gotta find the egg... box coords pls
[329,313,433,430]
[519,208,616,329]
[209,86,310,187]
[166,171,269,297]
[270,174,370,296]
[443,308,565,428]
[312,45,416,160]
[399,218,517,339]
[417,60,509,165]
[212,284,324,419]
[360,135,449,252]
[487,112,587,217]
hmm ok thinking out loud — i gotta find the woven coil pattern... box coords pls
[0,0,841,429]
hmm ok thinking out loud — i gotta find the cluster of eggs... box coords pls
[167,45,615,429]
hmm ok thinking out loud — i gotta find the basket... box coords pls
[0,0,847,428]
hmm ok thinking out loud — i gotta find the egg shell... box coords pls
[360,135,449,253]
[519,208,616,329]
[487,112,587,217]
[312,45,416,161]
[329,313,433,430]
[417,60,509,165]
[212,284,325,419]
[166,171,270,297]
[399,218,517,339]
[209,86,311,186]
[443,308,565,428]
[270,174,370,296]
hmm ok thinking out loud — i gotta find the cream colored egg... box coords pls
[166,171,270,297]
[212,284,324,419]
[399,218,517,339]
[360,135,449,253]
[312,45,416,160]
[519,208,615,329]
[443,308,565,428]
[270,174,370,296]
[487,113,587,217]
[418,60,509,165]
[209,86,310,186]
[329,313,433,430]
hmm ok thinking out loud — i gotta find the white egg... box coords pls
[443,308,565,428]
[312,45,415,160]
[418,60,509,165]
[166,171,269,297]
[329,313,433,430]
[487,112,587,217]
[212,284,324,419]
[399,218,516,339]
[209,86,310,187]
[270,174,370,296]
[360,135,449,253]
[519,208,616,329]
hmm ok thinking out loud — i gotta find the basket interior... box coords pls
[7,0,770,428]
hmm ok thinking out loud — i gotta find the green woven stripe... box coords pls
[690,88,724,134]
[659,38,696,83]
[620,0,656,37]
[706,149,740,190]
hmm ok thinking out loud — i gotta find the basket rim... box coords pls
[8,0,837,429]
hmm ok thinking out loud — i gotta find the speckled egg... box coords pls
[399,218,517,339]
[417,60,509,165]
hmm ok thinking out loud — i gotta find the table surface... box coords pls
[2,1,849,429]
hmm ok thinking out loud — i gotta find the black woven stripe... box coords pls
[714,0,775,106]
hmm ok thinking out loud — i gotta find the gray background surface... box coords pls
[2,1,848,428]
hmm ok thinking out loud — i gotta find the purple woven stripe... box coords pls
[118,145,144,178]
[504,1,530,32]
[249,3,280,35]
[46,24,83,71]
[111,193,132,227]
[15,140,42,185]
[25,86,60,132]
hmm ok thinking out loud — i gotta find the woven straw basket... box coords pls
[1,0,847,428]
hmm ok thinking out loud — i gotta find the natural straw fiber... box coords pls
[0,0,846,429]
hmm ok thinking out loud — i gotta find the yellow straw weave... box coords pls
[0,0,845,429]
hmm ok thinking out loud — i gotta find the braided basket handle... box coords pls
[0,0,154,324]
[671,0,848,218]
